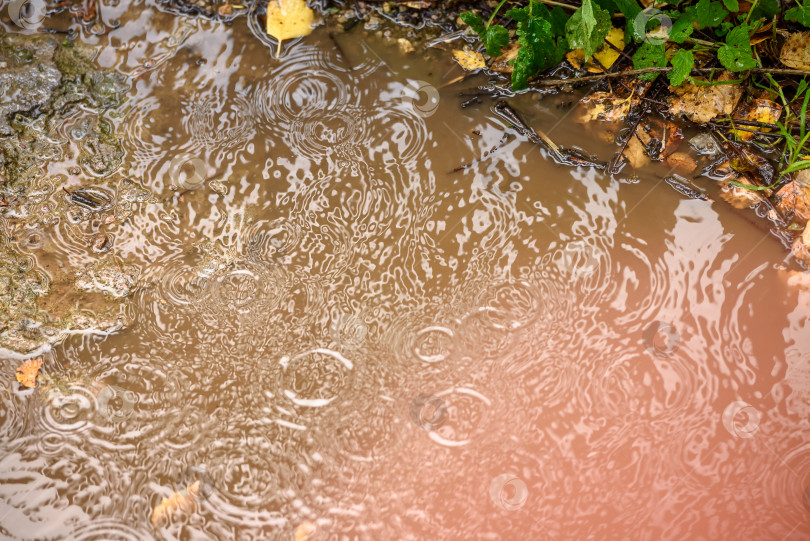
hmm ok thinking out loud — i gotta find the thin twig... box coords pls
[532,67,810,87]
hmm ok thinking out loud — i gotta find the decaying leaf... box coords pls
[780,32,810,70]
[775,170,810,224]
[150,481,200,527]
[452,49,486,71]
[578,91,642,122]
[732,98,783,140]
[660,122,684,159]
[791,220,810,265]
[718,180,762,209]
[624,135,650,170]
[16,357,43,388]
[489,41,520,74]
[566,26,625,73]
[295,521,317,541]
[668,72,744,123]
[266,0,315,58]
[665,152,698,173]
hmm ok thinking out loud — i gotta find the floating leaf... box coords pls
[16,358,43,388]
[266,0,315,58]
[452,49,486,71]
[150,481,200,527]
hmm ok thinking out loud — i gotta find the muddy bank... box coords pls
[0,32,138,356]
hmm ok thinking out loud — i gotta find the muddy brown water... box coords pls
[2,3,810,540]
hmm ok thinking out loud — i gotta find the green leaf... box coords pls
[460,12,510,56]
[718,25,758,71]
[614,0,642,21]
[632,41,668,80]
[785,0,810,28]
[510,16,568,90]
[594,0,619,13]
[548,6,569,36]
[565,0,612,60]
[669,8,697,43]
[460,12,486,34]
[721,0,739,12]
[482,25,510,56]
[668,49,694,86]
[696,0,728,28]
[749,0,779,20]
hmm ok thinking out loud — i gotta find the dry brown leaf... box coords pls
[660,122,684,159]
[452,49,486,71]
[624,135,649,170]
[732,98,783,140]
[150,481,200,527]
[266,0,315,58]
[665,152,698,174]
[792,222,810,265]
[775,170,810,224]
[490,41,520,74]
[718,182,761,209]
[579,91,641,122]
[566,27,625,73]
[16,357,43,388]
[668,72,744,123]
[780,32,810,70]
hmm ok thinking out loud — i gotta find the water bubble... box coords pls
[722,400,761,439]
[280,349,354,408]
[8,0,46,29]
[642,320,681,358]
[489,473,529,511]
[400,80,440,118]
[96,384,136,422]
[168,155,207,190]
[329,312,368,350]
[633,8,673,46]
[409,393,447,431]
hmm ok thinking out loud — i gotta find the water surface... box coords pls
[1,3,810,540]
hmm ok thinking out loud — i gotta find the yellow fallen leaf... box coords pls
[266,0,315,58]
[567,27,625,73]
[668,72,743,123]
[780,32,810,70]
[295,521,317,541]
[490,41,520,74]
[16,357,43,388]
[578,91,641,122]
[150,481,200,527]
[452,49,486,71]
[732,98,782,140]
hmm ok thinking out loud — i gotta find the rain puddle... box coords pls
[1,3,810,540]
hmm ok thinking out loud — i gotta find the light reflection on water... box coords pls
[1,2,810,540]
